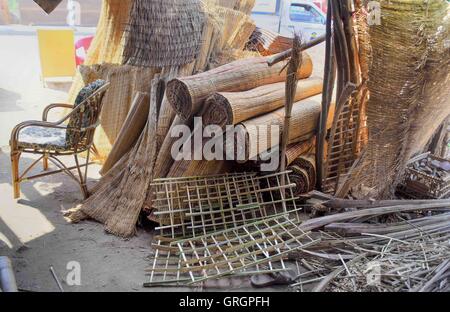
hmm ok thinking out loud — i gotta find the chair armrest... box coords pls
[10,120,67,150]
[42,103,74,121]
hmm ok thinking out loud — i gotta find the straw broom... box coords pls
[166,53,313,120]
[202,77,323,128]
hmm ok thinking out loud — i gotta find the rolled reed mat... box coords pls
[166,53,313,120]
[233,95,335,161]
[287,165,311,196]
[292,154,317,190]
[202,77,322,128]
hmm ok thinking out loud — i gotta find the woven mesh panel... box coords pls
[123,0,206,67]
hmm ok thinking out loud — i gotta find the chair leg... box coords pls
[10,152,21,199]
[74,153,89,200]
[43,154,49,171]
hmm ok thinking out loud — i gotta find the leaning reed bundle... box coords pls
[80,64,159,161]
[100,92,149,175]
[202,77,323,128]
[234,95,334,161]
[167,53,313,120]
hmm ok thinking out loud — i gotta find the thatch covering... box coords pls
[166,53,313,120]
[122,0,206,67]
[347,0,450,198]
[202,77,323,128]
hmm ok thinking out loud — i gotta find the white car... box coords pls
[279,0,326,41]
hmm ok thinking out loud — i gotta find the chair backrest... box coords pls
[66,80,109,151]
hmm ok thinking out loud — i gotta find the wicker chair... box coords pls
[10,80,110,199]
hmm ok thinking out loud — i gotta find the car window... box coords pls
[289,4,323,23]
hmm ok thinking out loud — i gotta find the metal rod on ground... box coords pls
[49,266,65,292]
[0,257,18,292]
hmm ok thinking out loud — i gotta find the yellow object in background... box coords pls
[37,29,76,80]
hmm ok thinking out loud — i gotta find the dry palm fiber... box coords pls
[75,64,159,161]
[66,0,132,104]
[122,0,206,67]
[100,92,150,175]
[167,53,313,120]
[247,27,294,56]
[202,77,323,128]
[234,95,335,161]
[347,0,450,198]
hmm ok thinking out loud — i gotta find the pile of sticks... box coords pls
[288,197,450,292]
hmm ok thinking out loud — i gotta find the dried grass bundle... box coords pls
[247,27,293,56]
[67,0,132,104]
[202,77,323,128]
[167,53,313,120]
[100,92,149,175]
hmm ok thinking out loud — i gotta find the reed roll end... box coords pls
[203,93,233,128]
[166,78,192,121]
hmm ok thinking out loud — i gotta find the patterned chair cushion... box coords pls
[18,126,67,151]
[66,79,106,146]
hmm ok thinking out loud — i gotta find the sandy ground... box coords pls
[0,25,325,292]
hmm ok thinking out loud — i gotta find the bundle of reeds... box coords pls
[233,95,334,161]
[247,27,293,56]
[166,53,313,120]
[100,92,149,175]
[77,64,159,161]
[202,77,323,128]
